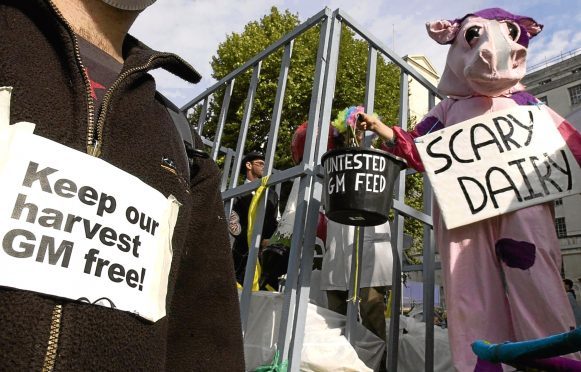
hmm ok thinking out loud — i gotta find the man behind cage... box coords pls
[0,0,244,370]
[230,151,280,290]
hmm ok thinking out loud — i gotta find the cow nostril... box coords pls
[480,49,494,62]
[512,49,527,69]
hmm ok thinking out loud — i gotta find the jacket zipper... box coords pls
[42,305,62,372]
[88,53,169,158]
[42,2,96,370]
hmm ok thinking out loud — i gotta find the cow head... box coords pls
[426,8,543,98]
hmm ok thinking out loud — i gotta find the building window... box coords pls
[555,198,563,206]
[538,96,548,105]
[555,217,567,238]
[539,79,552,85]
[570,84,581,105]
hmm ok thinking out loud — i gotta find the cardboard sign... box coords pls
[0,87,179,322]
[415,105,581,229]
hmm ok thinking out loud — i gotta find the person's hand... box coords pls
[356,112,395,142]
[356,112,381,132]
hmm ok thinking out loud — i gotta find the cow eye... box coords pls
[506,22,520,41]
[465,26,481,46]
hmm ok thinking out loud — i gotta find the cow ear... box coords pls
[426,20,460,44]
[520,18,543,38]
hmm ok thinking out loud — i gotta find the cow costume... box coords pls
[382,8,581,371]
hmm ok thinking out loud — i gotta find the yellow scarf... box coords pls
[237,176,270,291]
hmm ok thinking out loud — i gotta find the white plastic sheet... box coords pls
[242,290,384,371]
[388,315,453,372]
[242,276,453,371]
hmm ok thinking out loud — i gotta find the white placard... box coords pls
[0,87,178,322]
[415,105,581,229]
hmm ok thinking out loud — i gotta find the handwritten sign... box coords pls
[0,87,178,322]
[324,151,390,195]
[416,105,581,229]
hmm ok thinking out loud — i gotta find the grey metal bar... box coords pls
[389,213,405,372]
[388,70,410,372]
[196,97,210,135]
[314,11,342,160]
[239,40,294,334]
[423,90,438,372]
[392,199,433,226]
[181,8,333,111]
[287,55,341,372]
[200,136,230,154]
[274,181,282,200]
[403,262,441,272]
[278,176,311,367]
[345,226,364,342]
[363,47,377,148]
[335,9,443,97]
[263,41,293,176]
[210,80,234,161]
[221,148,234,192]
[221,164,310,201]
[280,13,335,369]
[422,176,435,372]
[287,180,327,372]
[229,62,262,189]
[223,198,234,228]
[429,92,436,110]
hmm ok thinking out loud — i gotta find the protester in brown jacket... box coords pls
[0,0,244,370]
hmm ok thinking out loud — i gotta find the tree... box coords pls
[197,7,401,170]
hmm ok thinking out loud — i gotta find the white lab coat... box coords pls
[320,220,393,291]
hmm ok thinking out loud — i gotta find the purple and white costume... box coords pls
[387,8,581,371]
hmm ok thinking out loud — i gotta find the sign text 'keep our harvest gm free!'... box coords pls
[0,87,178,322]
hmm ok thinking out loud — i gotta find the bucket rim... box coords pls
[321,147,407,168]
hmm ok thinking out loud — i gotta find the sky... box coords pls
[130,0,581,108]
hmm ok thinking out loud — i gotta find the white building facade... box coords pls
[522,51,581,282]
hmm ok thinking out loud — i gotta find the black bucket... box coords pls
[322,147,406,226]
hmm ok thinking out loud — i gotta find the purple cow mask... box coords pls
[426,8,543,98]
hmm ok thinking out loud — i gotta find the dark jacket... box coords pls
[0,0,244,370]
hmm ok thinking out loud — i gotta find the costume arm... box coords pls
[382,115,445,172]
[166,136,244,370]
